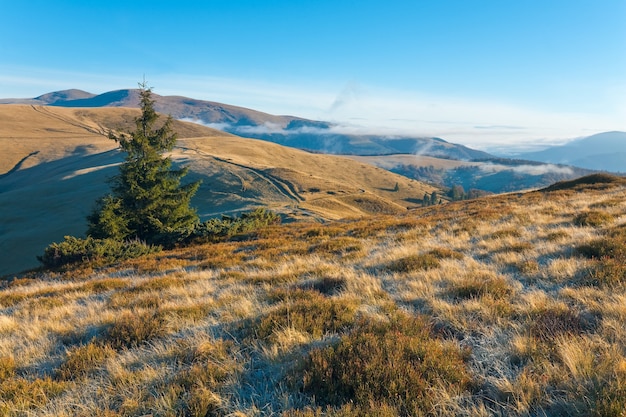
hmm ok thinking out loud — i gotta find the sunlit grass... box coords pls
[1,175,626,415]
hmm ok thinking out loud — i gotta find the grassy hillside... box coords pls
[0,105,438,276]
[1,175,626,415]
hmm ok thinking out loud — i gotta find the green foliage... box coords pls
[191,208,281,243]
[87,83,201,246]
[37,236,160,269]
[295,311,473,415]
[447,184,466,201]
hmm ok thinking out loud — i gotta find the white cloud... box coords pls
[479,163,574,176]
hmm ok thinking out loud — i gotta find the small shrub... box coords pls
[449,272,513,299]
[582,259,626,288]
[388,253,440,273]
[489,228,522,239]
[303,226,344,238]
[573,211,613,227]
[591,373,626,417]
[529,307,587,341]
[0,377,68,413]
[515,259,540,274]
[296,312,473,414]
[191,208,281,243]
[104,309,168,349]
[309,237,363,256]
[56,342,115,380]
[0,356,16,380]
[306,276,347,296]
[38,236,160,269]
[427,247,464,260]
[576,237,626,260]
[498,242,533,253]
[256,294,358,340]
[545,230,569,242]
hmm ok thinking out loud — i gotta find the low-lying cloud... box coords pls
[180,118,413,138]
[479,163,574,176]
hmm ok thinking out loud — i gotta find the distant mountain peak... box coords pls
[35,89,95,104]
[519,131,626,172]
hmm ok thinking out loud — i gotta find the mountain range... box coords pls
[517,131,626,173]
[0,89,491,159]
[1,89,609,191]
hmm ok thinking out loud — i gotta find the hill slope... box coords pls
[1,175,626,415]
[0,105,438,276]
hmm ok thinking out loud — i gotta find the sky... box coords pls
[1,0,625,152]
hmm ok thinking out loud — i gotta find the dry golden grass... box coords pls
[0,105,438,276]
[1,175,626,415]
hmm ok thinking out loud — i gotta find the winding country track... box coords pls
[177,145,304,204]
[30,105,108,136]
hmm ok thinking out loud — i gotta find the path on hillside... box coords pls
[30,106,108,136]
[176,145,304,204]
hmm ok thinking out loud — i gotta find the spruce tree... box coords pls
[87,83,200,246]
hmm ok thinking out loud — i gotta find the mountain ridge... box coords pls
[517,131,626,172]
[0,89,491,160]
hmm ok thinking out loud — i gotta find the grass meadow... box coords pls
[1,175,626,416]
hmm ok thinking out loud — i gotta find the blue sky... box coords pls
[1,0,625,151]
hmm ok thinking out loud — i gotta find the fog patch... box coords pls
[479,163,574,176]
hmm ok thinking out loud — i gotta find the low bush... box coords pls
[0,377,68,414]
[190,208,281,243]
[294,311,473,414]
[38,236,160,269]
[573,211,613,227]
[103,309,168,349]
[591,372,626,417]
[489,228,522,239]
[309,237,363,257]
[582,259,626,288]
[449,272,514,300]
[256,294,358,340]
[387,248,462,274]
[56,342,115,380]
[528,307,587,341]
[576,236,626,260]
[387,253,440,273]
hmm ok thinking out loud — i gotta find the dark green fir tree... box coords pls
[87,83,200,246]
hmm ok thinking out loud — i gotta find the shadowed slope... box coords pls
[0,105,438,276]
